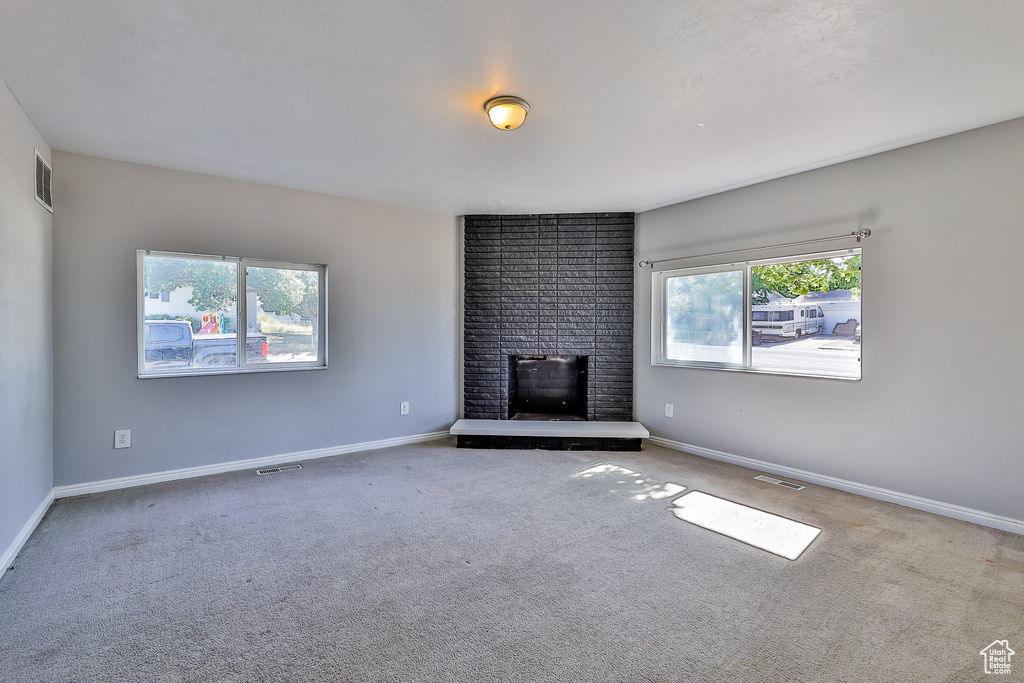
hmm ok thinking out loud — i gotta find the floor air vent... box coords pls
[754,474,805,490]
[257,464,302,476]
[35,149,52,213]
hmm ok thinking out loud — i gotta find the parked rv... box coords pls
[751,303,826,342]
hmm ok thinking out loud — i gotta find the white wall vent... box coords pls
[34,149,52,213]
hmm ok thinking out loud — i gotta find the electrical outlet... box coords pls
[114,429,131,449]
[400,402,410,415]
[664,403,674,418]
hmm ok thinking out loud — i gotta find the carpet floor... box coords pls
[1,439,1022,682]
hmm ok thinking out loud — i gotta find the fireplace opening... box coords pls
[507,355,588,421]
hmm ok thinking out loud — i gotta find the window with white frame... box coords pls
[138,250,327,377]
[652,249,861,380]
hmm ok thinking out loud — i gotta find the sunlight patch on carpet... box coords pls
[671,491,820,560]
[575,463,685,501]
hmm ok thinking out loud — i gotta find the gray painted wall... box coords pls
[52,153,457,486]
[0,77,53,555]
[635,117,1024,522]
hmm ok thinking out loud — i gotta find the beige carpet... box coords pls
[1,439,1022,682]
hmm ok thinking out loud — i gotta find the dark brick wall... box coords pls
[463,213,635,421]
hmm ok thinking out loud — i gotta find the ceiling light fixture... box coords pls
[484,95,530,131]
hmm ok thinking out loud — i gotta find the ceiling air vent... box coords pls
[34,149,52,213]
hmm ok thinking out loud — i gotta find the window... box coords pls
[661,268,744,366]
[652,249,861,380]
[138,251,327,377]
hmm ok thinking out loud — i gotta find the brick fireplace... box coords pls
[463,213,635,422]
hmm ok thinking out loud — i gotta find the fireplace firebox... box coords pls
[507,355,588,421]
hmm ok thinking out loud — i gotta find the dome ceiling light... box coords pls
[484,95,530,131]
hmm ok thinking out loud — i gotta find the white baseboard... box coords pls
[647,435,1024,536]
[53,430,451,499]
[1,489,55,572]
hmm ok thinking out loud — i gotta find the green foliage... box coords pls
[144,257,237,312]
[246,267,318,322]
[144,257,319,327]
[752,255,860,304]
[257,313,288,333]
[257,313,313,333]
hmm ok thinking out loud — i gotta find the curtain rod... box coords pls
[637,228,871,269]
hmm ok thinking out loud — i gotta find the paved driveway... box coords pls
[753,334,860,378]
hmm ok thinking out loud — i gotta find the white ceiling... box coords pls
[3,0,1024,215]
